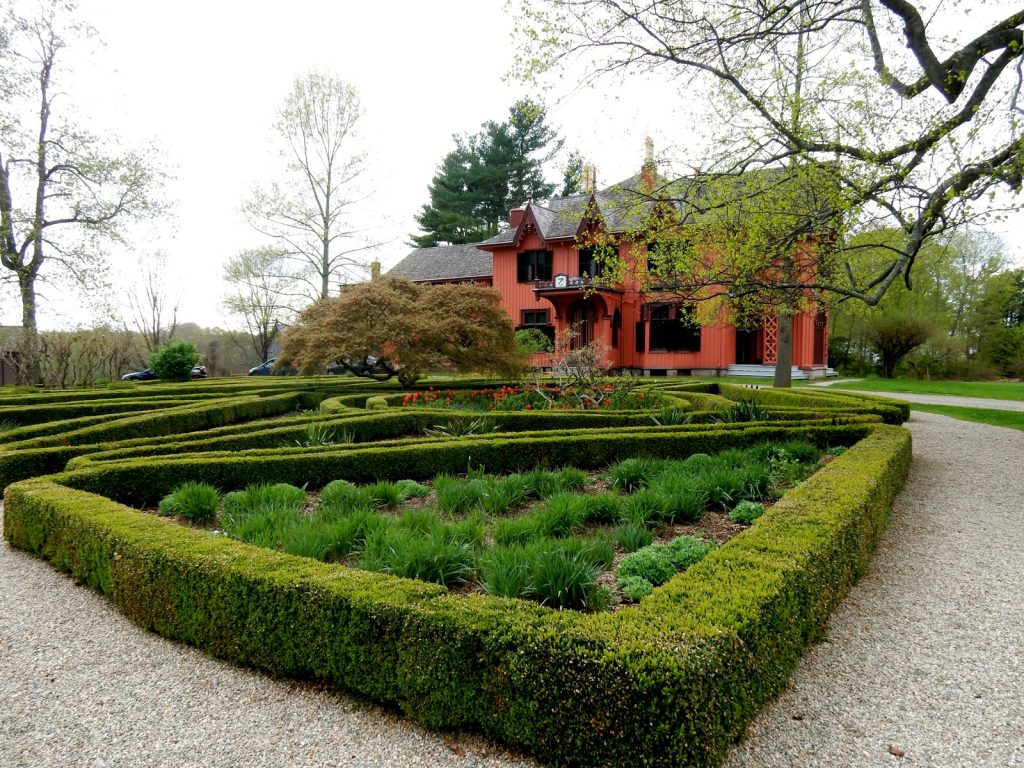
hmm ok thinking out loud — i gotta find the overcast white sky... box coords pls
[1,0,694,330]
[2,0,1021,330]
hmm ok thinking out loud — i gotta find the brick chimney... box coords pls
[582,164,597,194]
[640,137,657,193]
[509,206,526,228]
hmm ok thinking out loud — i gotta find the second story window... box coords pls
[517,250,553,282]
[577,246,604,278]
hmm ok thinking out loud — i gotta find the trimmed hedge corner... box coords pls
[4,421,910,768]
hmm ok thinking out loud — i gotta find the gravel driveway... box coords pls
[2,410,1021,767]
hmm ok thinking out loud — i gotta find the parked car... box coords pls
[121,368,158,381]
[248,358,297,376]
[121,366,208,381]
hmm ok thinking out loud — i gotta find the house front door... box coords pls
[735,328,761,365]
[568,300,596,349]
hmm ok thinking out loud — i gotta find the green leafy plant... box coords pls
[730,500,766,524]
[710,400,774,423]
[615,545,677,586]
[394,479,431,499]
[618,575,654,601]
[148,341,201,382]
[649,407,693,426]
[157,481,219,524]
[423,417,498,437]
[288,423,355,447]
[515,326,554,354]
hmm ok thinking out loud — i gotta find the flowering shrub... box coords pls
[399,385,661,411]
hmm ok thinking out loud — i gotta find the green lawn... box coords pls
[911,403,1024,431]
[829,377,1024,401]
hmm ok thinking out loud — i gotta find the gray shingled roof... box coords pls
[477,177,674,248]
[388,243,493,282]
[477,165,829,249]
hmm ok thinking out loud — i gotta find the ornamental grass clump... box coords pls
[484,538,612,609]
[607,457,655,492]
[435,476,488,516]
[614,522,654,552]
[357,526,477,587]
[157,481,219,524]
[316,480,373,519]
[222,482,306,519]
[478,475,530,516]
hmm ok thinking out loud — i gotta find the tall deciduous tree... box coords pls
[521,0,1024,384]
[412,99,563,247]
[126,250,179,353]
[221,246,294,363]
[244,73,375,303]
[0,0,160,383]
[280,275,527,386]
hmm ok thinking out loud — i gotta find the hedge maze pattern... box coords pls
[1,375,911,768]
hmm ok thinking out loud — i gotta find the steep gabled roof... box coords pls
[388,243,493,282]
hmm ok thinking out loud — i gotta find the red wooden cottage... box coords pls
[391,160,831,379]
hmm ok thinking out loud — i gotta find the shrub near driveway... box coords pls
[4,423,910,768]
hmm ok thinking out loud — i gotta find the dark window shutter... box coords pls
[635,321,645,353]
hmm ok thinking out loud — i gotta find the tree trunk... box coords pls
[772,313,794,388]
[18,274,41,385]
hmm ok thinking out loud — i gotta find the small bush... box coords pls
[394,479,431,499]
[148,341,201,382]
[280,520,333,561]
[615,545,677,586]
[649,407,693,426]
[157,481,219,524]
[423,417,497,438]
[663,535,715,569]
[618,575,654,601]
[222,508,299,548]
[730,500,766,524]
[289,423,355,447]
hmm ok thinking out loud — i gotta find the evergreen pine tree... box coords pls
[411,99,563,247]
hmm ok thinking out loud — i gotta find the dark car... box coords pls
[248,358,297,376]
[121,366,208,381]
[121,368,159,381]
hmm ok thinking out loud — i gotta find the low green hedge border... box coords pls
[4,424,910,767]
[55,422,874,508]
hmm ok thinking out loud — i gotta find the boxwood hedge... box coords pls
[4,416,909,767]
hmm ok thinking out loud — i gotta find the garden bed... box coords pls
[1,381,912,767]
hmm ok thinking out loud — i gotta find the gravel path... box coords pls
[724,410,1024,767]
[810,380,1024,412]
[3,410,1021,767]
[0,518,537,768]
